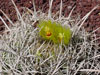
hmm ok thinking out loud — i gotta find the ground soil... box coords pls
[0,0,100,42]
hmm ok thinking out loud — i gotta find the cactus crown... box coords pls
[38,20,72,45]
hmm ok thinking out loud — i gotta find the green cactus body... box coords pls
[38,20,71,45]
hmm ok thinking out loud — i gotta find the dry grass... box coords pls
[0,0,100,75]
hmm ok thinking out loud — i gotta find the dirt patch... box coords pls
[0,0,33,34]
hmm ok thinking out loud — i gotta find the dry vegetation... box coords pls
[0,0,100,75]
